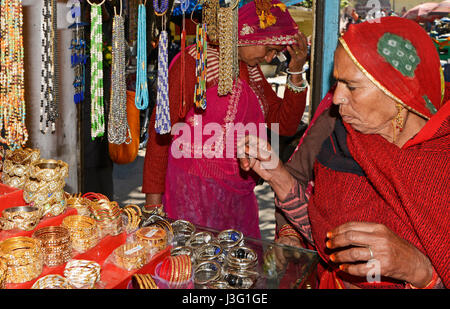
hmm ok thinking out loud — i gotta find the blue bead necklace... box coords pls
[135,3,149,111]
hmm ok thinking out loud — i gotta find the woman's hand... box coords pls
[326,221,434,287]
[237,135,296,201]
[273,236,303,270]
[286,32,308,85]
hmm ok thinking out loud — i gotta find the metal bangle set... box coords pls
[0,206,42,232]
[32,226,72,267]
[0,237,44,284]
[1,148,40,189]
[113,242,148,271]
[169,221,258,289]
[64,259,101,289]
[61,215,99,253]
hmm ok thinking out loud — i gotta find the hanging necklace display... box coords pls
[153,0,171,134]
[69,0,88,105]
[178,0,189,118]
[194,9,207,110]
[217,0,239,96]
[202,0,218,45]
[0,0,28,150]
[89,0,106,140]
[40,0,58,134]
[108,2,131,145]
[135,1,149,111]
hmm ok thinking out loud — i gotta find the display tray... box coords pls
[0,209,318,289]
[180,224,319,289]
[0,182,26,208]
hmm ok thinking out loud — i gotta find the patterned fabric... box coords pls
[377,33,420,78]
[238,0,298,46]
[90,4,105,139]
[155,30,171,134]
[340,17,443,119]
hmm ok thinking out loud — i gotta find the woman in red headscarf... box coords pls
[240,16,449,288]
[142,0,308,238]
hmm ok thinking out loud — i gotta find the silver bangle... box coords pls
[286,75,308,93]
[286,68,306,75]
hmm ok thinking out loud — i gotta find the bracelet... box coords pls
[407,267,439,289]
[286,68,306,75]
[114,242,148,271]
[278,224,302,241]
[31,274,72,289]
[0,257,7,289]
[132,273,159,289]
[64,259,101,289]
[286,75,308,93]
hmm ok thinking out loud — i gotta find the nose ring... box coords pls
[340,98,346,103]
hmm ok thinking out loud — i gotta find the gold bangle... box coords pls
[2,206,42,231]
[64,259,101,289]
[0,257,7,289]
[114,242,147,270]
[0,236,43,284]
[31,274,72,289]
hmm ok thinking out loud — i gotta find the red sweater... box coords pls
[142,45,307,194]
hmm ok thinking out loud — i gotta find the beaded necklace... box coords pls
[69,0,88,105]
[90,2,105,140]
[154,0,171,134]
[135,2,149,111]
[40,0,59,134]
[108,4,131,145]
[0,0,28,150]
[194,22,207,110]
[178,0,189,117]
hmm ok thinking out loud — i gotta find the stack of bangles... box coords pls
[32,226,72,267]
[195,241,224,264]
[277,224,302,241]
[285,68,308,94]
[136,226,168,252]
[31,274,72,289]
[132,273,159,289]
[89,199,123,237]
[172,220,196,246]
[64,259,101,289]
[0,236,43,284]
[158,255,193,286]
[217,229,244,250]
[0,257,7,289]
[65,193,92,216]
[113,242,148,270]
[194,261,222,286]
[225,246,258,271]
[0,206,42,231]
[61,215,99,253]
[122,204,142,233]
[186,231,214,250]
[147,217,173,236]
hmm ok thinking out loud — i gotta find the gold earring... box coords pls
[394,103,405,131]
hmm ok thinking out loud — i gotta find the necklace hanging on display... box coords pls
[135,1,149,111]
[89,1,105,140]
[69,0,88,105]
[154,0,171,135]
[108,1,131,145]
[40,0,59,134]
[0,0,28,150]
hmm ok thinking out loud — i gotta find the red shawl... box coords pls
[309,102,450,288]
[308,17,449,288]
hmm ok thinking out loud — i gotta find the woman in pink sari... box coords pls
[142,0,308,238]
